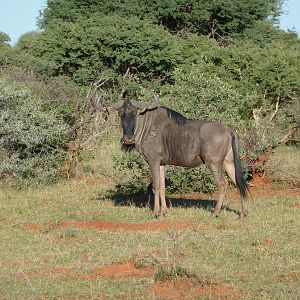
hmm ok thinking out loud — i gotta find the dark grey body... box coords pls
[135,108,230,167]
[113,100,248,218]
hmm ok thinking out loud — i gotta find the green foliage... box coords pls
[0,78,71,184]
[15,31,40,52]
[27,15,178,84]
[107,151,150,195]
[154,264,190,282]
[40,0,282,37]
[0,32,11,45]
[266,146,300,186]
[4,0,299,190]
[161,65,248,127]
[236,20,299,47]
[166,165,217,194]
[199,41,300,106]
[0,32,14,67]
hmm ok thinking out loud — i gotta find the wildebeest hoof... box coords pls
[160,209,168,217]
[152,212,160,219]
[238,211,247,219]
[210,212,219,218]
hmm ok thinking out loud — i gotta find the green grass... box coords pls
[0,180,299,299]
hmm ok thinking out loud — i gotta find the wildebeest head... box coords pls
[111,98,158,146]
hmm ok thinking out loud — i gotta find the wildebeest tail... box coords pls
[231,133,248,198]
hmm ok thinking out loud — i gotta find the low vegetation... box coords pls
[0,180,299,299]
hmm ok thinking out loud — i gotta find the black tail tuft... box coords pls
[231,133,248,199]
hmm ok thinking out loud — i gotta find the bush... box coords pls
[26,15,178,84]
[0,78,71,184]
[166,165,217,194]
[104,150,151,195]
[161,65,249,128]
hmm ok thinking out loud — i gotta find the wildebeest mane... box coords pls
[164,107,187,125]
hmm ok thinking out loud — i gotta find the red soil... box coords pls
[227,183,299,198]
[88,260,154,280]
[24,220,195,232]
[24,220,245,233]
[153,279,240,300]
[86,260,240,299]
[248,175,300,197]
[275,271,300,282]
[15,260,241,299]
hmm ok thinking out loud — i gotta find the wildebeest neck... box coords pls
[164,107,187,125]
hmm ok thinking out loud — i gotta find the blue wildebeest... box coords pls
[110,98,248,218]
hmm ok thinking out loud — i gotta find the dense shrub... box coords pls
[40,0,282,38]
[166,165,217,194]
[106,150,150,195]
[26,15,178,84]
[161,64,252,126]
[0,78,71,184]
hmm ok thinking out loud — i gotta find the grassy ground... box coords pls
[0,179,299,299]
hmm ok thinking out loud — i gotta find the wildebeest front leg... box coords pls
[150,162,161,217]
[160,165,167,216]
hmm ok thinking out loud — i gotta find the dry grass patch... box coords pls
[266,146,300,186]
[0,179,299,299]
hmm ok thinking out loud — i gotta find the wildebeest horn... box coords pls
[130,100,144,108]
[130,100,159,114]
[110,100,124,110]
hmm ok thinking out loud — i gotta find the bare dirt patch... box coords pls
[88,260,154,280]
[275,271,300,283]
[248,175,300,197]
[23,220,196,232]
[153,278,240,300]
[14,259,241,299]
[23,220,245,233]
[87,260,240,299]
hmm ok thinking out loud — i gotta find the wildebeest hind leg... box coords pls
[159,166,167,216]
[206,162,228,218]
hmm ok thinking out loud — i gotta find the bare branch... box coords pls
[279,127,299,145]
[269,96,280,123]
[119,68,131,99]
[79,130,108,149]
[252,108,262,127]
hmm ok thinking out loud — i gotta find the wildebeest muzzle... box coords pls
[122,136,135,145]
